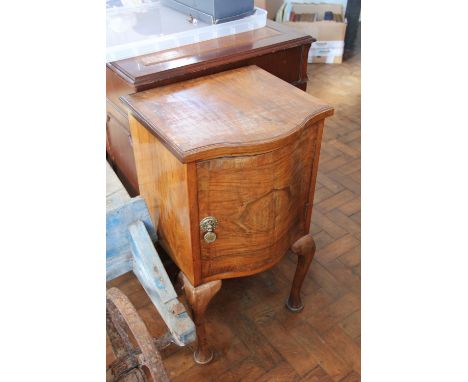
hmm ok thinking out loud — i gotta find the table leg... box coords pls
[286,234,316,312]
[179,272,222,364]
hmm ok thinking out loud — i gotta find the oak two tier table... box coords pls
[107,20,314,196]
[121,66,334,364]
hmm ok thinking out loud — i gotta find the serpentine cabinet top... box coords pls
[121,65,333,163]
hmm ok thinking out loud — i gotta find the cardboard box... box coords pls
[254,0,266,10]
[254,0,284,20]
[281,3,347,64]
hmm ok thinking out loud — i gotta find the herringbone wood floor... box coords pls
[107,53,361,382]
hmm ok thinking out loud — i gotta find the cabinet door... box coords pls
[196,125,319,281]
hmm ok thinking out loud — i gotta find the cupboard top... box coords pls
[121,65,333,163]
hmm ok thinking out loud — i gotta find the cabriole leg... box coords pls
[178,272,222,364]
[286,234,316,312]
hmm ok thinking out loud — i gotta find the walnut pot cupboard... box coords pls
[106,20,314,196]
[122,66,333,364]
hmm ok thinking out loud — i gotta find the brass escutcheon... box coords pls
[200,216,218,243]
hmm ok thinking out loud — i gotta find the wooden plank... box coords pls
[106,197,157,281]
[290,324,351,382]
[311,210,348,239]
[106,161,130,211]
[338,371,360,382]
[324,260,361,296]
[106,253,132,281]
[300,365,334,382]
[337,246,361,268]
[227,314,283,371]
[338,310,361,340]
[306,262,347,300]
[258,319,319,376]
[315,234,360,265]
[129,220,196,346]
[307,293,360,334]
[326,210,361,238]
[316,190,356,214]
[129,221,175,304]
[322,326,361,374]
[256,362,300,382]
[216,357,267,381]
[106,171,196,345]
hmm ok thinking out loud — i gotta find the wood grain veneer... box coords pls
[197,123,319,281]
[107,21,314,195]
[123,66,333,287]
[129,115,200,284]
[121,66,332,163]
[108,21,313,88]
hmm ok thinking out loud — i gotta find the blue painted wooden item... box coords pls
[106,162,196,346]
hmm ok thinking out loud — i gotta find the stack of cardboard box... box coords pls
[279,2,347,64]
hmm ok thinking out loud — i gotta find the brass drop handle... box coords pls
[200,216,218,243]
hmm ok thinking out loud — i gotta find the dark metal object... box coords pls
[162,0,255,24]
[344,0,361,53]
[106,287,170,382]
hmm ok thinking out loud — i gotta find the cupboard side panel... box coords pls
[129,115,196,284]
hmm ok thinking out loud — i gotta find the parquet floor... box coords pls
[107,53,361,381]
